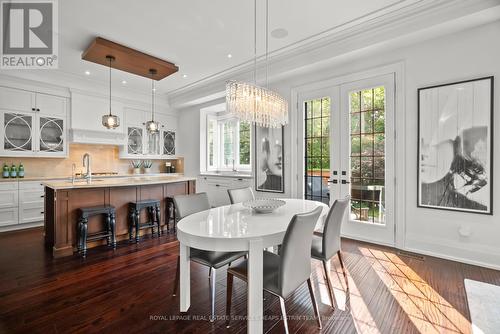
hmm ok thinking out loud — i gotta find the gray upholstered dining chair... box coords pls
[311,196,350,308]
[227,187,255,204]
[172,192,246,321]
[225,206,324,333]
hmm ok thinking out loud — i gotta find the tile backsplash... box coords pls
[0,144,182,178]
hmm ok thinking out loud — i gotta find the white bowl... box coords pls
[243,199,286,214]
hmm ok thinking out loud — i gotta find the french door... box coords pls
[300,74,395,246]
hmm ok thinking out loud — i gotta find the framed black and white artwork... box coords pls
[255,125,284,193]
[417,76,494,215]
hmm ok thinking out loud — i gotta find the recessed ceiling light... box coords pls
[227,54,233,58]
[121,80,127,84]
[271,28,288,39]
[85,70,90,75]
[182,74,188,78]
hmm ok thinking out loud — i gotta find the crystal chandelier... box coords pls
[145,68,160,134]
[102,55,120,129]
[226,0,288,128]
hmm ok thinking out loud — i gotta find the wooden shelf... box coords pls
[82,37,178,80]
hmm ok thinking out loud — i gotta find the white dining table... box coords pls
[176,198,328,334]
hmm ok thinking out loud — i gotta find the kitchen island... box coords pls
[43,176,196,258]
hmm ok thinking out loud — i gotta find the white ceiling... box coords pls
[1,0,423,95]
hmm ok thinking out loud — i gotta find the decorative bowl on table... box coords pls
[243,199,286,214]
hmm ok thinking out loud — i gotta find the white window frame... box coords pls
[206,113,251,172]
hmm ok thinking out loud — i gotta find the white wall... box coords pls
[177,20,500,268]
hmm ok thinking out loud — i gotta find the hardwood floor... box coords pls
[0,227,499,334]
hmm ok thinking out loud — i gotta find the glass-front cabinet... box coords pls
[127,127,143,155]
[163,130,175,156]
[145,131,161,156]
[2,112,34,152]
[0,87,67,157]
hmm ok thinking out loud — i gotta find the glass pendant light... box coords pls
[102,55,120,129]
[145,68,160,133]
[226,0,288,128]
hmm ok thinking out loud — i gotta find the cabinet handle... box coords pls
[40,211,44,214]
[215,184,220,187]
[32,108,36,111]
[237,178,243,181]
[40,195,45,198]
[36,108,40,112]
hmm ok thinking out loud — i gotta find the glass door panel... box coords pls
[304,97,331,205]
[349,87,386,225]
[163,131,175,155]
[3,113,33,151]
[146,131,160,155]
[39,116,64,152]
[127,127,143,155]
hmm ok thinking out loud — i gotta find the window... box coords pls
[206,114,251,171]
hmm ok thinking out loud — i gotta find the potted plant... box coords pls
[143,160,153,174]
[131,160,142,174]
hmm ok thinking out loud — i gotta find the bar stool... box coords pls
[165,197,176,234]
[77,205,116,258]
[129,199,161,242]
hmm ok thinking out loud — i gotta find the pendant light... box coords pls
[102,55,120,129]
[226,0,288,128]
[145,68,160,133]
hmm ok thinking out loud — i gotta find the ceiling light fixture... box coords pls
[145,68,160,134]
[101,55,120,129]
[121,80,127,84]
[226,0,288,128]
[182,74,188,78]
[227,53,232,58]
[85,70,90,75]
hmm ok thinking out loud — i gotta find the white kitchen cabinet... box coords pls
[197,175,253,207]
[0,181,19,227]
[120,108,178,159]
[19,181,44,225]
[0,86,68,157]
[0,86,34,112]
[0,208,18,227]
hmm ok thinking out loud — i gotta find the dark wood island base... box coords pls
[44,178,195,258]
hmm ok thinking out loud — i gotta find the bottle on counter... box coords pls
[2,163,9,178]
[18,163,25,178]
[10,163,17,178]
[171,164,176,174]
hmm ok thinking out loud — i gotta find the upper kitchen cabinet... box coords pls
[119,107,178,159]
[69,92,126,145]
[0,86,68,157]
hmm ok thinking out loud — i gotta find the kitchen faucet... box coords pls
[82,153,92,183]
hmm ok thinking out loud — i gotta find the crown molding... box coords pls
[167,0,500,108]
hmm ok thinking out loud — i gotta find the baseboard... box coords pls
[0,222,43,233]
[404,236,500,271]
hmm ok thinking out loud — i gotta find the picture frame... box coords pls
[254,125,285,193]
[417,76,494,215]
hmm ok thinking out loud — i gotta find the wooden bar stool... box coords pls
[129,200,161,242]
[77,205,116,258]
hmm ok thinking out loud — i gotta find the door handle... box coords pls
[327,179,338,184]
[341,180,350,184]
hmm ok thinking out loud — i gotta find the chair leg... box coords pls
[226,272,233,328]
[128,211,134,242]
[209,268,216,322]
[307,278,322,329]
[105,213,111,246]
[173,256,180,296]
[156,205,161,236]
[135,210,140,243]
[338,250,349,292]
[81,218,88,258]
[322,260,336,309]
[110,212,117,249]
[279,296,289,334]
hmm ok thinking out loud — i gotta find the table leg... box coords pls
[179,243,191,312]
[248,238,263,334]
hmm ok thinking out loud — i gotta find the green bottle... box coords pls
[18,163,25,178]
[10,163,17,178]
[2,163,9,178]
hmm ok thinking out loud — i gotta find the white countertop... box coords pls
[43,175,196,190]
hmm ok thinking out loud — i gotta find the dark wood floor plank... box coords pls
[1,228,499,334]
